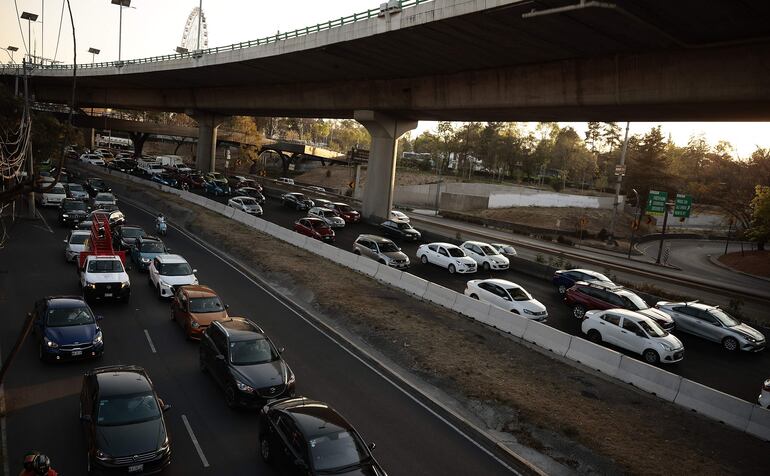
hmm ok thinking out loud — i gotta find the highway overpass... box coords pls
[3,0,769,218]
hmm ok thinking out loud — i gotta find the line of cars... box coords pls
[44,168,388,475]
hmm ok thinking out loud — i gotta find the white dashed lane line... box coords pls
[182,414,210,468]
[143,329,157,353]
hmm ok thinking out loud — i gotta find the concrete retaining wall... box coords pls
[675,379,754,431]
[522,322,572,356]
[615,356,682,402]
[565,338,622,377]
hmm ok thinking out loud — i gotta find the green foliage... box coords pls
[535,253,546,264]
[747,185,770,250]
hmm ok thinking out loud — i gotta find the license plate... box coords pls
[71,350,83,356]
[128,464,143,473]
[104,293,113,297]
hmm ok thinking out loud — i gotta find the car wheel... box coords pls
[470,294,479,300]
[722,336,739,352]
[558,284,567,295]
[482,262,491,272]
[643,349,660,365]
[225,385,238,409]
[448,264,456,274]
[420,255,428,265]
[587,329,602,344]
[260,435,274,465]
[572,305,587,319]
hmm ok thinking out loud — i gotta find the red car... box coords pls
[331,202,361,223]
[178,173,206,190]
[294,217,335,243]
[564,281,675,330]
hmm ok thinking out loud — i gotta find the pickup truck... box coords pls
[79,255,131,303]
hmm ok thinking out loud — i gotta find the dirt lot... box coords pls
[720,251,770,278]
[92,170,769,475]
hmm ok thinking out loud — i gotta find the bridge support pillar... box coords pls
[192,111,226,173]
[354,110,416,221]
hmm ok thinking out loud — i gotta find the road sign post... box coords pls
[646,190,667,215]
[673,193,692,218]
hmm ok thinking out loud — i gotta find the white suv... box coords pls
[148,254,198,298]
[461,241,510,271]
[581,308,684,365]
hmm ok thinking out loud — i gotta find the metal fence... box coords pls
[8,0,432,71]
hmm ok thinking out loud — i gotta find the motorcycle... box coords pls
[155,216,167,236]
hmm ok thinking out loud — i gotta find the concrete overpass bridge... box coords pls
[3,0,769,219]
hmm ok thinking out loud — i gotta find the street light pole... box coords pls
[88,47,100,64]
[111,0,132,62]
[21,12,39,64]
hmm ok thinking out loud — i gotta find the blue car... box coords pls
[131,235,169,271]
[32,296,104,362]
[552,268,614,295]
[203,179,230,196]
[150,173,178,188]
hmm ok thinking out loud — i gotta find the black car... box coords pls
[235,187,266,204]
[59,198,90,226]
[112,225,147,251]
[108,158,137,173]
[281,192,314,211]
[259,397,385,475]
[199,318,295,409]
[379,220,421,242]
[80,365,171,474]
[85,178,111,197]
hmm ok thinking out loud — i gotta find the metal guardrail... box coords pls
[5,0,432,72]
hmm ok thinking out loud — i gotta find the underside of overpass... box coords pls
[4,0,770,219]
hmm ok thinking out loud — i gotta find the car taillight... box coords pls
[764,379,770,392]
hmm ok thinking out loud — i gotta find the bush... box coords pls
[535,254,546,264]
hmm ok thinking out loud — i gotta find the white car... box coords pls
[228,196,263,216]
[759,378,770,409]
[39,183,67,207]
[92,192,117,209]
[461,241,510,271]
[308,207,345,228]
[581,308,684,365]
[148,254,198,298]
[465,279,547,321]
[416,242,477,274]
[64,230,90,262]
[168,163,193,174]
[389,210,409,222]
[490,243,517,258]
[79,153,106,166]
[276,177,295,185]
[305,185,326,193]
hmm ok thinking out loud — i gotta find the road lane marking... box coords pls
[143,329,157,353]
[122,198,524,474]
[34,208,53,234]
[181,414,209,468]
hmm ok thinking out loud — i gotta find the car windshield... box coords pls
[447,248,465,258]
[229,338,278,365]
[68,184,84,191]
[90,180,106,188]
[506,287,532,301]
[189,296,224,313]
[121,228,145,239]
[97,392,160,426]
[396,222,412,230]
[87,260,124,273]
[621,293,649,311]
[639,319,668,337]
[140,242,165,253]
[63,201,87,211]
[321,210,335,217]
[309,430,369,471]
[240,198,257,206]
[312,222,330,230]
[161,262,192,276]
[336,204,352,212]
[70,234,89,245]
[46,306,94,326]
[51,185,65,194]
[95,193,113,201]
[379,242,399,252]
[709,308,740,327]
[294,194,307,200]
[479,245,497,255]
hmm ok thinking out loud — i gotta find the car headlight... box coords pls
[85,282,96,289]
[190,321,200,329]
[93,331,103,344]
[235,380,255,393]
[95,449,112,461]
[523,309,536,315]
[120,281,129,288]
[659,342,673,351]
[141,257,150,263]
[745,335,757,343]
[286,370,295,386]
[192,277,199,285]
[62,214,69,218]
[157,437,170,454]
[44,337,59,348]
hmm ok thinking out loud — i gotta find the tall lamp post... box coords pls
[2,46,19,63]
[111,0,132,62]
[20,12,39,63]
[88,47,100,63]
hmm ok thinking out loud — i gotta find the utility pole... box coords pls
[608,121,630,242]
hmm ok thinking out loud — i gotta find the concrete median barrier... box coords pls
[486,307,529,337]
[674,379,753,431]
[399,272,429,298]
[615,356,682,402]
[423,283,458,309]
[374,264,404,287]
[565,338,622,377]
[352,255,379,277]
[224,206,236,218]
[453,294,492,321]
[336,250,362,270]
[746,405,770,441]
[522,322,572,356]
[284,231,310,248]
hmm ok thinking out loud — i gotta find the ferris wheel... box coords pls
[180,7,209,51]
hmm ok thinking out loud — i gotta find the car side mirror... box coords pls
[278,347,285,354]
[80,414,92,422]
[224,304,229,310]
[368,442,376,451]
[162,403,171,412]
[193,269,198,274]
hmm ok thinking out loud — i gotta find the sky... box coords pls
[2,0,769,158]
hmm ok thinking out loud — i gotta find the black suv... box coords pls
[259,397,385,475]
[379,220,421,242]
[281,192,314,211]
[85,177,111,197]
[80,365,171,474]
[59,198,90,227]
[112,224,147,251]
[199,318,295,408]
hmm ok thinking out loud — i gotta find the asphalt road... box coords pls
[198,188,769,405]
[0,200,516,475]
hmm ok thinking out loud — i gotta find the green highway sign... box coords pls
[673,193,692,218]
[646,190,668,215]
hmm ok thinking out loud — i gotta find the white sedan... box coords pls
[228,196,263,216]
[581,308,684,365]
[416,242,477,274]
[461,241,510,271]
[64,230,91,262]
[465,279,547,321]
[92,192,117,209]
[79,153,106,166]
[308,207,345,228]
[39,183,67,207]
[389,210,409,222]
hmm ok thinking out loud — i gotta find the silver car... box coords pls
[655,301,766,352]
[308,207,345,228]
[353,234,410,269]
[64,230,91,262]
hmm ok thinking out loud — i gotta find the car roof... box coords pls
[274,397,354,438]
[478,278,521,288]
[215,317,265,341]
[138,235,162,243]
[462,240,491,247]
[357,234,391,243]
[575,280,621,291]
[180,285,219,299]
[303,217,324,223]
[92,366,153,396]
[157,254,187,263]
[232,196,256,200]
[429,242,458,248]
[666,301,713,311]
[46,296,89,308]
[598,308,655,323]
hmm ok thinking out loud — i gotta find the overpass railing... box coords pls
[7,0,433,71]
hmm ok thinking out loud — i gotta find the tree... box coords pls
[625,126,672,204]
[748,185,770,251]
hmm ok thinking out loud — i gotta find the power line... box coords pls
[53,0,66,64]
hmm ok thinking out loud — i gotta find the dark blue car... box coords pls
[150,173,178,188]
[552,268,614,295]
[32,296,104,362]
[203,179,230,196]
